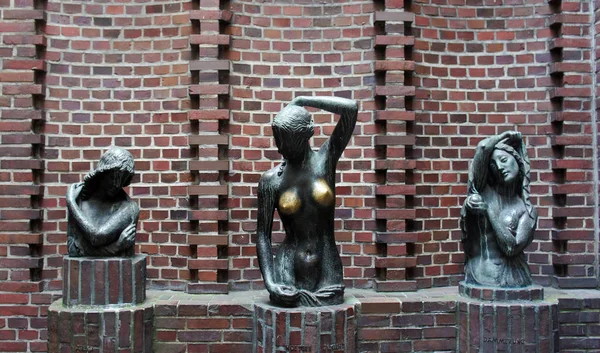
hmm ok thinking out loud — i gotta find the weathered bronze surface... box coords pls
[66,147,140,257]
[460,131,537,287]
[256,96,358,307]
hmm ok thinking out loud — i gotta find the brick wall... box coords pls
[1,0,600,351]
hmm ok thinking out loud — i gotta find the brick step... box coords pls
[375,35,414,46]
[0,184,41,195]
[552,207,594,218]
[1,134,44,145]
[0,257,42,269]
[375,256,417,269]
[375,110,415,121]
[2,84,44,95]
[551,277,598,289]
[549,13,589,25]
[374,135,416,146]
[374,11,414,23]
[375,185,416,196]
[189,84,229,95]
[551,229,594,241]
[552,254,595,265]
[188,210,228,221]
[186,282,228,294]
[376,231,421,244]
[188,185,228,196]
[549,62,591,74]
[189,9,233,23]
[188,258,228,270]
[549,87,592,99]
[0,159,44,170]
[375,159,416,170]
[375,85,416,97]
[190,60,230,71]
[188,109,229,120]
[550,135,593,146]
[3,9,45,20]
[188,234,228,246]
[549,37,591,50]
[551,159,593,169]
[189,160,229,171]
[190,34,230,46]
[3,34,46,46]
[0,209,42,220]
[551,184,592,194]
[2,59,46,71]
[374,60,415,72]
[373,279,417,292]
[188,135,228,146]
[551,111,591,122]
[375,209,416,220]
[1,109,44,120]
[0,233,42,244]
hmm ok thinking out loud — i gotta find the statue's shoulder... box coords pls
[259,165,282,191]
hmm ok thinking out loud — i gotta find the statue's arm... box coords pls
[67,183,139,247]
[90,202,138,247]
[256,173,277,289]
[290,96,358,165]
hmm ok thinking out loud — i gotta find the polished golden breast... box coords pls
[278,179,334,215]
[278,190,301,215]
[312,179,334,206]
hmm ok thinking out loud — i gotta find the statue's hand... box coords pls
[269,284,299,306]
[116,224,136,250]
[314,284,344,298]
[67,183,83,205]
[499,130,521,143]
[465,194,487,215]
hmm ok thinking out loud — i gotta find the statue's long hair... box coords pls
[81,147,135,200]
[489,141,534,220]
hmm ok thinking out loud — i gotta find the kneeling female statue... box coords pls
[256,96,358,307]
[460,131,537,287]
[67,147,140,257]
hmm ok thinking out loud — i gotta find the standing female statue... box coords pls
[256,96,358,307]
[66,147,139,257]
[460,131,537,287]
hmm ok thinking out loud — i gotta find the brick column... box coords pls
[0,2,47,351]
[187,0,232,294]
[373,0,418,291]
[548,0,598,289]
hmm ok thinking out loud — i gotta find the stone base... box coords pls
[457,284,559,352]
[63,255,147,306]
[459,281,544,301]
[253,300,356,353]
[48,300,154,353]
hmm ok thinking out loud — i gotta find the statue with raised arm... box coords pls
[256,96,358,307]
[66,147,140,257]
[460,131,538,287]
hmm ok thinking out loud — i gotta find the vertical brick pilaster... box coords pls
[187,0,232,294]
[0,1,47,350]
[548,0,598,289]
[373,0,418,292]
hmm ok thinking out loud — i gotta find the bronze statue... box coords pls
[67,147,139,257]
[460,131,537,287]
[256,96,358,307]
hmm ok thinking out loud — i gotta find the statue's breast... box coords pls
[312,178,334,207]
[278,179,334,216]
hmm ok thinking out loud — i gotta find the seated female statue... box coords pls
[460,131,537,287]
[66,147,139,257]
[256,96,358,307]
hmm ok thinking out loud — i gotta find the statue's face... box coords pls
[98,170,123,198]
[491,149,519,183]
[273,130,305,161]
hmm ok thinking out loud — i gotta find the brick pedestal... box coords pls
[48,255,152,353]
[253,301,357,353]
[63,255,147,306]
[457,282,559,352]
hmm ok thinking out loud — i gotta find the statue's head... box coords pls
[489,142,524,187]
[83,147,135,199]
[272,104,314,161]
